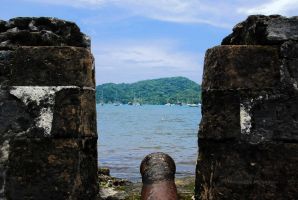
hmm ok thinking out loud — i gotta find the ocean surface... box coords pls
[97,104,201,182]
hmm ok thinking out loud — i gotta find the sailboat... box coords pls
[113,91,121,106]
[132,91,141,106]
[188,103,199,107]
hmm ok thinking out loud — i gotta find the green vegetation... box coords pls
[96,77,201,105]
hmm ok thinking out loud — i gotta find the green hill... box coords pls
[96,77,201,105]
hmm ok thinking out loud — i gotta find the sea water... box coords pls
[97,104,201,182]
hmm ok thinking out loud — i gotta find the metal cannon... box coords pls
[140,152,178,200]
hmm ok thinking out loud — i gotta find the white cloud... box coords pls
[26,0,106,8]
[92,40,203,83]
[21,0,240,28]
[24,0,298,27]
[238,0,298,16]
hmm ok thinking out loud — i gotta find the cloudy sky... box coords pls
[1,0,298,84]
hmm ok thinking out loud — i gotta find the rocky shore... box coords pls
[97,168,195,200]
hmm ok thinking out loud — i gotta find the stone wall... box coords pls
[196,15,298,200]
[0,17,98,199]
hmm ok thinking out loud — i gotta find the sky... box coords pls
[1,0,298,84]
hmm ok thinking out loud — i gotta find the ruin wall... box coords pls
[196,15,298,200]
[0,17,98,200]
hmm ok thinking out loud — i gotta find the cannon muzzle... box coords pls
[140,152,178,200]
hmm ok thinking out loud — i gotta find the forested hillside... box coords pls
[96,77,201,105]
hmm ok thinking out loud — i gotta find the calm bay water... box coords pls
[97,104,201,182]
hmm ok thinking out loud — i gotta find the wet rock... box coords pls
[98,168,111,176]
[99,187,129,200]
[97,168,133,200]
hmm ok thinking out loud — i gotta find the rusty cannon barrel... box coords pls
[140,152,178,200]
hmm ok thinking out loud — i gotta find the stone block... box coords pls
[196,141,298,200]
[241,90,298,143]
[0,47,94,87]
[199,90,240,140]
[52,88,97,138]
[202,45,280,90]
[199,89,298,143]
[4,138,98,200]
[0,87,96,138]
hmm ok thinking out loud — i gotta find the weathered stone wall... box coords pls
[196,15,298,200]
[0,17,98,199]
